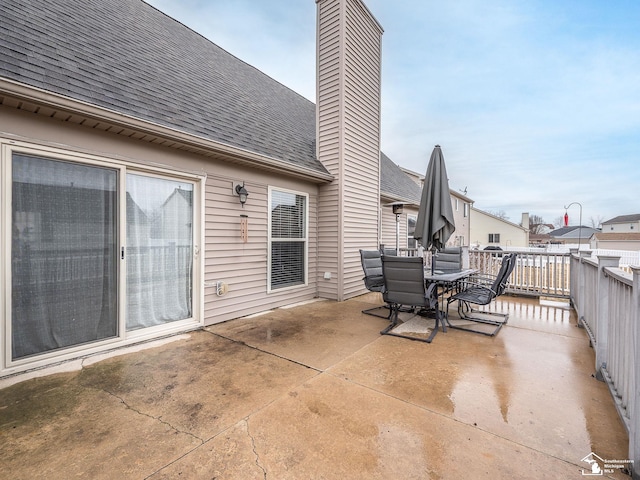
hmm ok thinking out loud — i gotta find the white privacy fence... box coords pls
[570,252,639,478]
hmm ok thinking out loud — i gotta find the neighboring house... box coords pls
[589,233,640,251]
[548,226,600,246]
[0,0,411,375]
[157,187,193,245]
[470,209,529,249]
[601,214,640,233]
[589,214,640,250]
[449,190,473,248]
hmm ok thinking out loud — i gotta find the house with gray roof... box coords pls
[0,0,430,375]
[601,214,640,233]
[548,226,600,245]
[589,214,640,251]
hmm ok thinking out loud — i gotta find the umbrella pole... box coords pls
[431,247,437,275]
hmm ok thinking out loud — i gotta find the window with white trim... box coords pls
[269,188,308,290]
[488,233,500,243]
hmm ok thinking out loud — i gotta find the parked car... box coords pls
[483,245,504,256]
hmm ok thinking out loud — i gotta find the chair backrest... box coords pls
[360,249,384,292]
[434,246,462,272]
[490,253,518,296]
[382,255,435,308]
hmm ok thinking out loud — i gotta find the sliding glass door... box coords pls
[6,146,199,367]
[11,154,118,359]
[125,174,193,331]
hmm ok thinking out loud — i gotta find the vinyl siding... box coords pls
[317,0,382,300]
[316,0,342,299]
[0,107,320,329]
[203,178,319,324]
[380,207,410,251]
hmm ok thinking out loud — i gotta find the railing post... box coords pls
[630,266,640,479]
[461,245,469,270]
[594,256,620,381]
[576,250,591,327]
[569,248,578,308]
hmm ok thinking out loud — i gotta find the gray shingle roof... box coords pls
[0,0,325,175]
[602,214,640,224]
[1,0,422,195]
[380,152,422,204]
[549,226,600,239]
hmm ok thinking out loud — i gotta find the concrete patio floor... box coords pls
[0,294,630,479]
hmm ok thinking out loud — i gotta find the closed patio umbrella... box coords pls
[413,145,456,273]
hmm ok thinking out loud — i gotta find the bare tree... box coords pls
[589,216,605,229]
[552,216,565,228]
[529,214,546,234]
[489,210,509,221]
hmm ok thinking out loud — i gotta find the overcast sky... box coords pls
[145,0,640,227]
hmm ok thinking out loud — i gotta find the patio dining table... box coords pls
[424,268,477,334]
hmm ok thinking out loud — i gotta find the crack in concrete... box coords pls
[245,418,267,480]
[103,389,204,444]
[205,331,323,373]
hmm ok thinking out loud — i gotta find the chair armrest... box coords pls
[467,273,496,286]
[454,280,499,297]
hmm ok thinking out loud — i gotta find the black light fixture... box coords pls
[235,182,249,207]
[392,203,404,215]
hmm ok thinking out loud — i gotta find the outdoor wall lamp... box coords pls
[234,182,249,207]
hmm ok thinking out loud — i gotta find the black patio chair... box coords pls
[380,255,440,343]
[432,246,463,296]
[446,252,518,336]
[380,245,398,256]
[433,246,462,273]
[359,249,391,319]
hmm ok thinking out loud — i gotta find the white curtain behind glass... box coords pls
[126,174,193,330]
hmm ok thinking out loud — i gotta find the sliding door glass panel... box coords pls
[126,174,193,331]
[11,154,118,359]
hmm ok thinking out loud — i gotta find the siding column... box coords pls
[316,0,383,301]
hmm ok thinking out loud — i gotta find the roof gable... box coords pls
[471,207,528,231]
[602,214,640,224]
[549,226,600,238]
[0,0,326,176]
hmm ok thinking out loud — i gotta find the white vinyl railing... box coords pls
[570,252,639,477]
[468,249,571,298]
